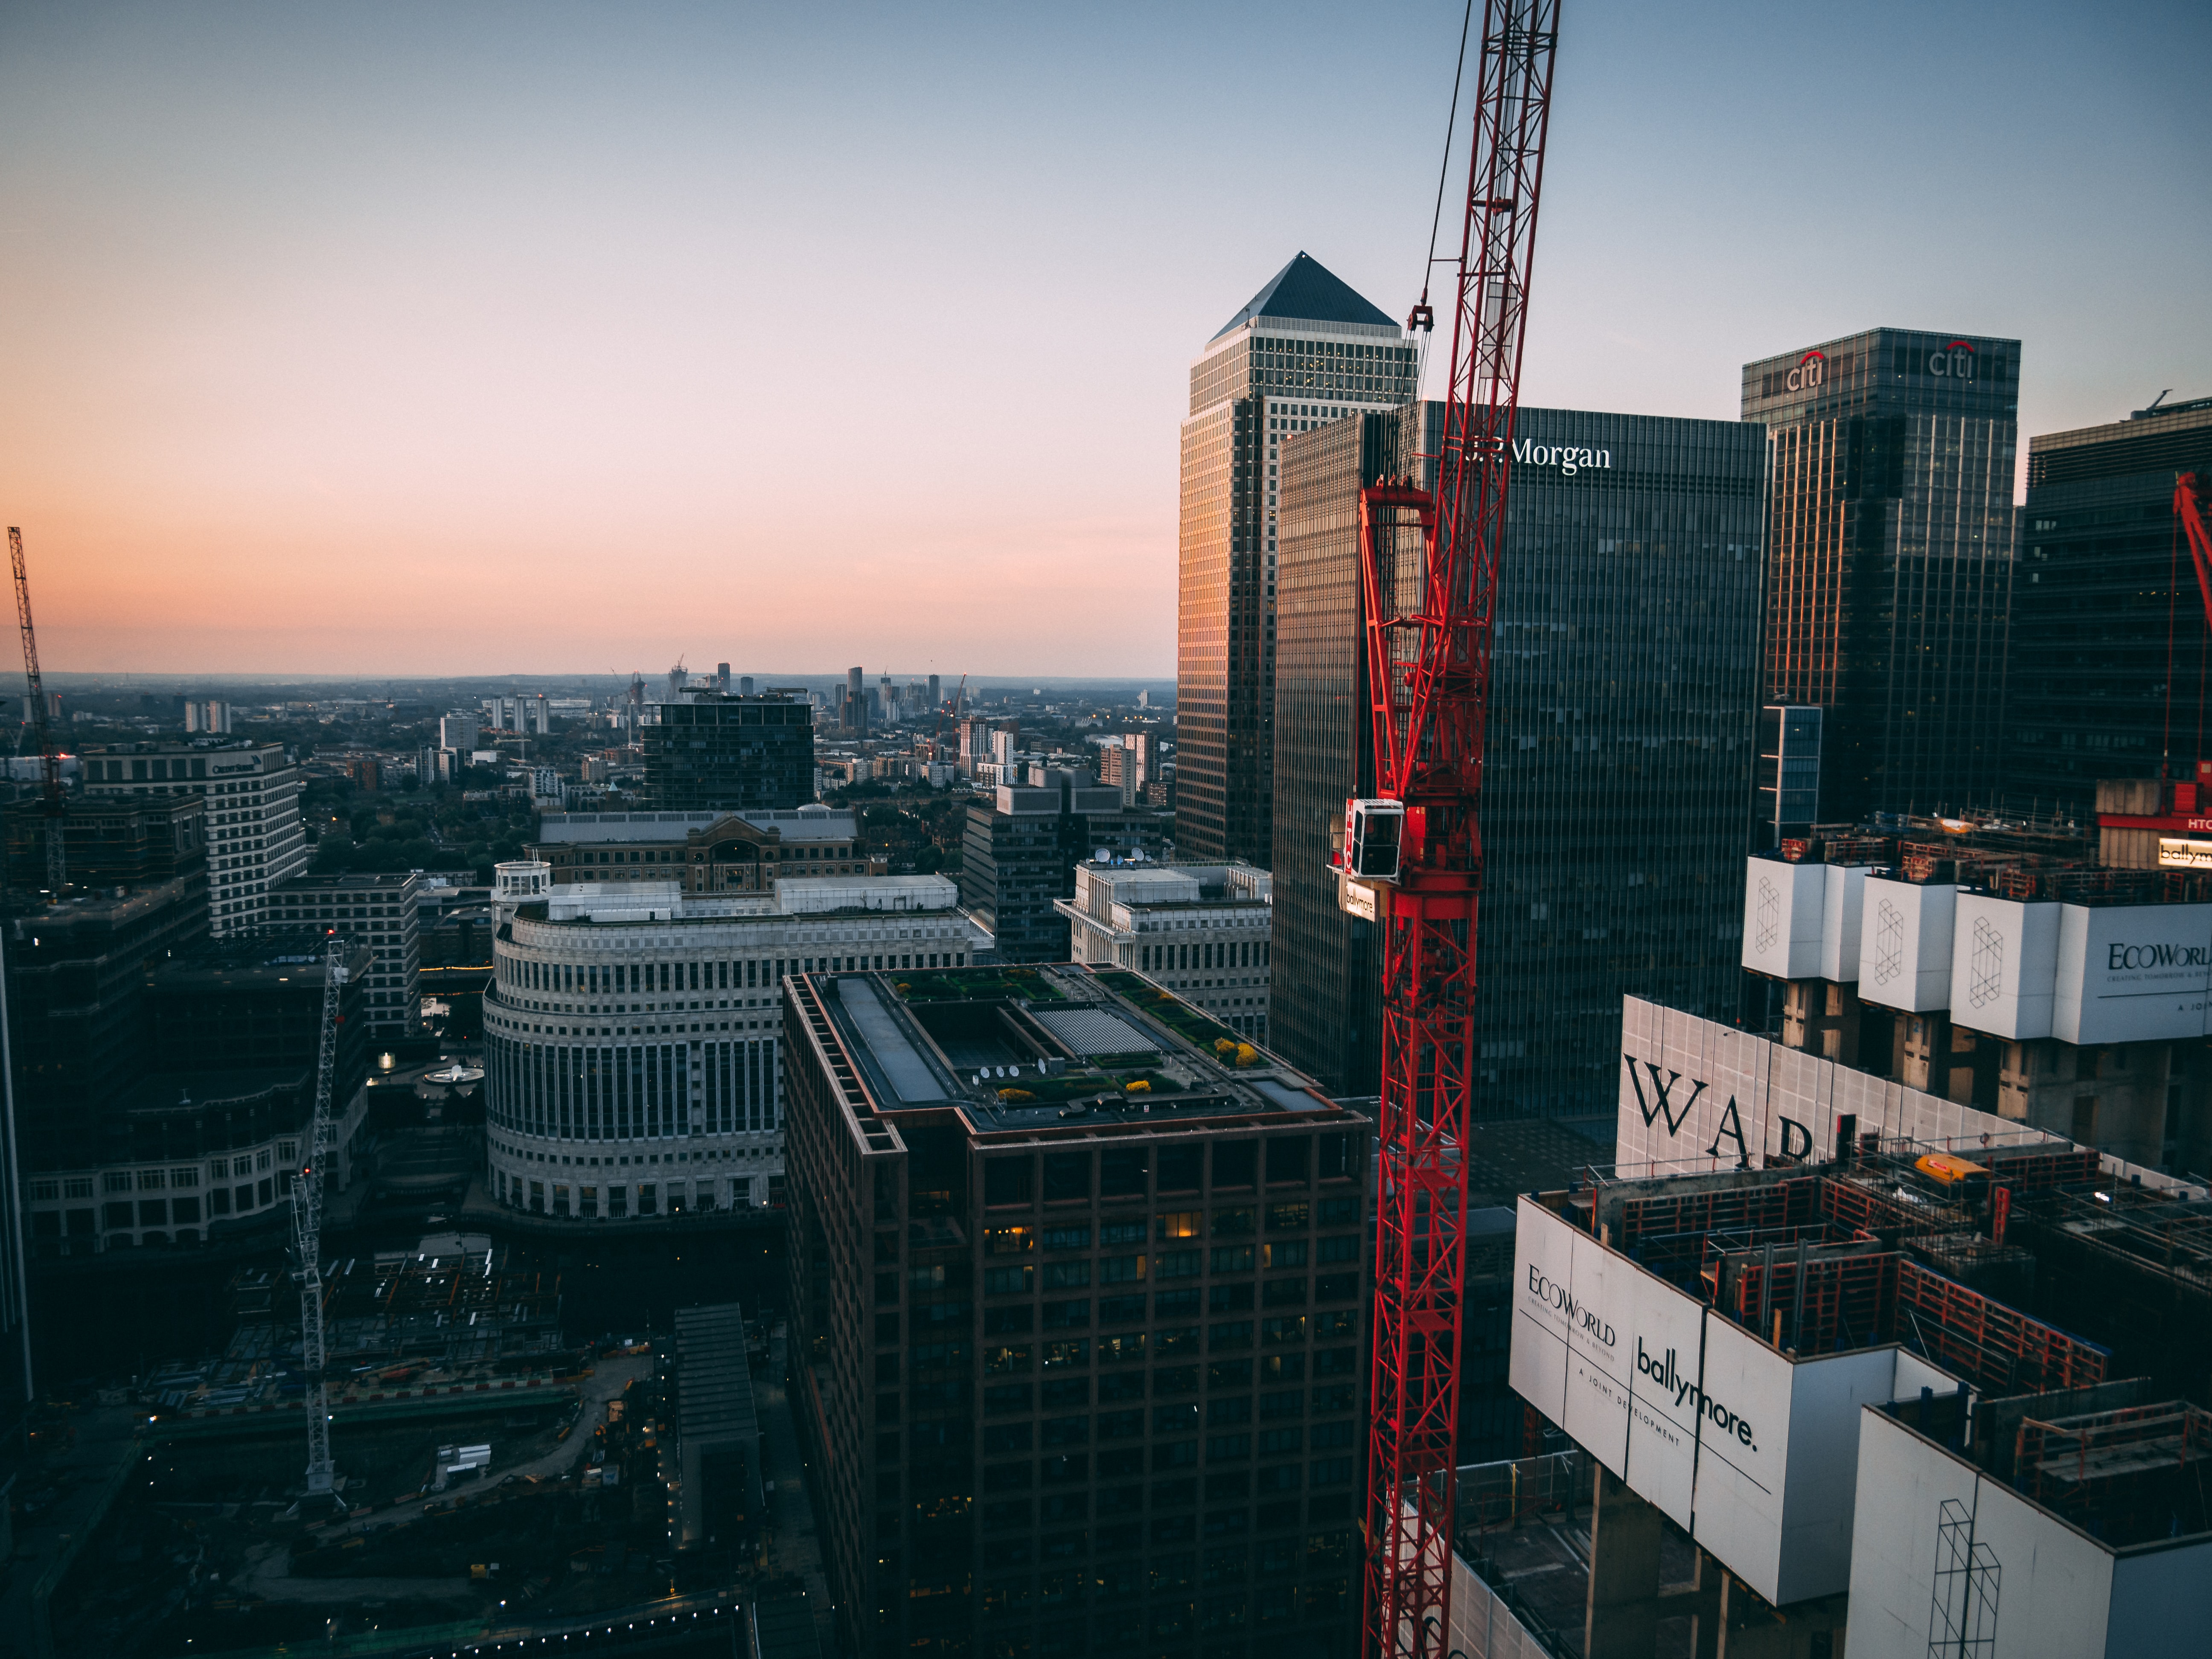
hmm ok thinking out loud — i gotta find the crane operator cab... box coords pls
[1339,798,1406,881]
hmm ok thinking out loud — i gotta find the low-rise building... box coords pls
[1057,860,1272,1043]
[959,780,1166,963]
[530,806,883,892]
[271,872,422,1036]
[481,862,985,1219]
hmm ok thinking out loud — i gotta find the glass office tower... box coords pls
[1177,254,1416,864]
[1270,404,1765,1127]
[2005,395,2212,814]
[1743,329,2020,824]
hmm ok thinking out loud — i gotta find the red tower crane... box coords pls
[2176,472,2212,631]
[1348,6,1559,1653]
[8,528,66,898]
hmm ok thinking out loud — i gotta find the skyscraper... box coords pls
[1176,253,1417,864]
[1744,329,2020,824]
[2005,394,2212,814]
[1270,403,1766,1123]
[846,665,867,736]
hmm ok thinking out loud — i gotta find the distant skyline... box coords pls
[3,0,2206,676]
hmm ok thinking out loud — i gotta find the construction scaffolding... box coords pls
[1568,1140,2154,1390]
[2014,1400,2212,1546]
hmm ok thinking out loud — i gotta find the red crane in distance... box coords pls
[9,528,66,898]
[1343,5,1560,1653]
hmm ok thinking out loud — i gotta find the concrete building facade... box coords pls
[1056,861,1272,1042]
[531,806,879,892]
[81,742,307,937]
[482,863,983,1219]
[271,871,422,1037]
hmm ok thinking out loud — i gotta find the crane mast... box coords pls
[8,529,67,897]
[2175,473,2212,633]
[1354,6,1558,1653]
[293,932,349,1510]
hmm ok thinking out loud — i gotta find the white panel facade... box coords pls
[1513,1200,1948,1607]
[1947,894,2061,1040]
[1743,859,1828,980]
[2052,902,2212,1045]
[1819,864,1869,982]
[1614,998,2202,1198]
[1857,878,1956,1013]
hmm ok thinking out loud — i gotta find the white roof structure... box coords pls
[535,806,856,845]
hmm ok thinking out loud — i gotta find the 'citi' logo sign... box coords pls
[1927,339,1976,379]
[1784,350,1824,392]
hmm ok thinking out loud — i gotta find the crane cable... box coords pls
[1409,0,1478,409]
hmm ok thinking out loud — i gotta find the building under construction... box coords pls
[1472,1097,2212,1656]
[1738,809,2212,1177]
[152,1241,577,1416]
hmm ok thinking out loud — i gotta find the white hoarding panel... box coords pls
[1619,1264,1705,1530]
[2053,902,2212,1045]
[1845,1409,1993,1659]
[1819,864,1868,982]
[1947,894,2061,1040]
[1955,1457,2117,1658]
[1742,859,1827,980]
[1770,1348,1901,1605]
[1857,879,1956,1013]
[2105,1538,2212,1657]
[1556,1224,1636,1476]
[1507,1195,1575,1433]
[1511,1198,1887,1606]
[1683,1314,1792,1604]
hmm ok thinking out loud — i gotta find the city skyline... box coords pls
[3,0,2206,675]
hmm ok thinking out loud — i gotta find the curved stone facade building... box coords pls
[484,861,981,1220]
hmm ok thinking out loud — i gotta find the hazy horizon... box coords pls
[5,0,2205,677]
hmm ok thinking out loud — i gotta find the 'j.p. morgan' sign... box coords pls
[1511,437,1612,477]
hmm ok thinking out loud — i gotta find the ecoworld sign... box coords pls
[1511,1196,1960,1607]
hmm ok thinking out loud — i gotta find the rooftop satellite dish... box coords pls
[1094,848,1111,863]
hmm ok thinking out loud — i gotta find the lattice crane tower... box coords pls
[1340,4,1560,1653]
[293,932,349,1510]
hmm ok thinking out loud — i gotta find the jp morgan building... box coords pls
[1269,404,1766,1126]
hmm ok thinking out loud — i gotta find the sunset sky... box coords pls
[3,0,2206,679]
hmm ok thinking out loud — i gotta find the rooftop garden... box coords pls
[1091,968,1253,1059]
[896,966,1068,1004]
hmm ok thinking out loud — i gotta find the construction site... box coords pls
[1469,1126,2212,1658]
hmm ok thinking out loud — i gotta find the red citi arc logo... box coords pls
[1784,349,1824,393]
